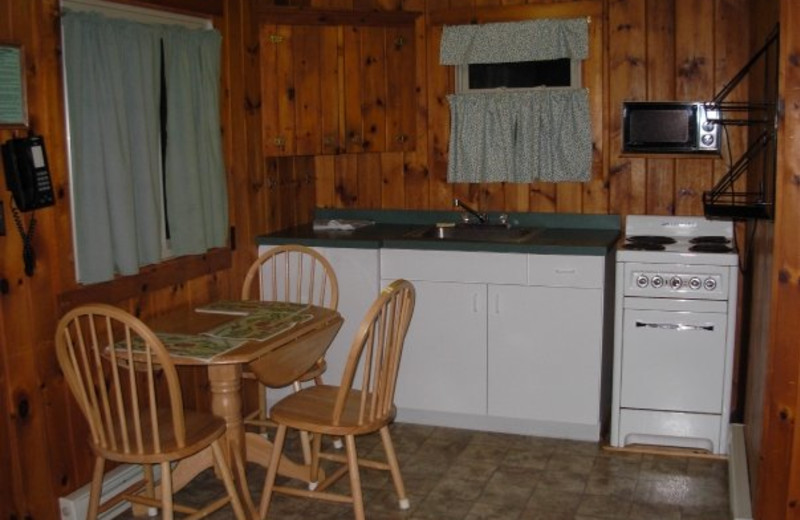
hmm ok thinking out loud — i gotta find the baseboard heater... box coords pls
[728,424,754,520]
[59,464,160,520]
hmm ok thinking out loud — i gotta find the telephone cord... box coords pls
[11,204,36,277]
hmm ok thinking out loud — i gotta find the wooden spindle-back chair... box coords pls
[55,303,247,520]
[259,279,416,520]
[240,245,339,434]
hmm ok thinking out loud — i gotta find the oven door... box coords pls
[620,306,728,414]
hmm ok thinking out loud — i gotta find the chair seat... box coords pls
[270,385,395,437]
[93,409,228,465]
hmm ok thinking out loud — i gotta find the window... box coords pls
[456,58,581,93]
[60,0,228,284]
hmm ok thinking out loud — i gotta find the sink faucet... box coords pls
[454,198,488,224]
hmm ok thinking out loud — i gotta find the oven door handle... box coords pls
[635,321,715,332]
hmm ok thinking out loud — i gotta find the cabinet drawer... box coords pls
[381,249,527,284]
[527,255,604,289]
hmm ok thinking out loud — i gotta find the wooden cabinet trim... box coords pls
[429,0,601,26]
[257,7,419,27]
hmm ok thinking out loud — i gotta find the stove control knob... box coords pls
[670,276,683,290]
[689,277,702,290]
[704,277,717,291]
[651,275,664,289]
[636,275,649,288]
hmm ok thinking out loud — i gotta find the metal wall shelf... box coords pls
[702,26,779,220]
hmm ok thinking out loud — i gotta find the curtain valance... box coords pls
[440,18,588,65]
[447,89,592,184]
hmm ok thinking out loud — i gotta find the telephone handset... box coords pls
[1,135,55,212]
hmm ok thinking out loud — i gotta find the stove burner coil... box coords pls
[622,242,666,251]
[625,235,677,245]
[689,236,731,245]
[689,243,734,253]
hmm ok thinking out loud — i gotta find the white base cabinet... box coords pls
[258,244,612,441]
[381,248,612,441]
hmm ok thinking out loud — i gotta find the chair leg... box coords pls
[309,430,323,490]
[380,426,410,510]
[344,435,366,520]
[160,461,173,520]
[259,423,288,519]
[257,382,269,435]
[87,457,106,520]
[292,380,314,466]
[210,439,249,520]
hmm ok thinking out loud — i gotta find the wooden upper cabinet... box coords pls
[259,11,418,157]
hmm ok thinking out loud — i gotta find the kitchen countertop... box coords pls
[256,209,621,256]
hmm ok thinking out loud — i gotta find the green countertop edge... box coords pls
[313,208,620,230]
[256,209,621,255]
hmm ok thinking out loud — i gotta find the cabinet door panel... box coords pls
[488,285,602,425]
[395,280,488,415]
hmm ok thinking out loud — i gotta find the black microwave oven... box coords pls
[622,101,721,155]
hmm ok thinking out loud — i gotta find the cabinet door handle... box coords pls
[635,321,715,332]
[555,268,577,274]
[494,293,501,315]
[472,293,479,313]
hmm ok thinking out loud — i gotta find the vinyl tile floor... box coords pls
[117,422,731,519]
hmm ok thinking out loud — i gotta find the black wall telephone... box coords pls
[1,135,55,277]
[1,135,55,212]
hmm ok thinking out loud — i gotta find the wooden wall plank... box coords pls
[335,153,359,206]
[293,25,323,155]
[644,0,676,215]
[357,153,383,207]
[361,26,388,151]
[673,0,715,216]
[260,23,281,155]
[608,0,646,216]
[425,23,450,209]
[403,1,432,210]
[319,25,342,153]
[276,25,297,155]
[583,4,608,214]
[385,25,416,152]
[755,0,800,516]
[343,25,365,152]
[315,154,337,207]
[380,152,405,208]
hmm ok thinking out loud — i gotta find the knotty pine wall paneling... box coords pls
[743,0,779,504]
[753,0,800,515]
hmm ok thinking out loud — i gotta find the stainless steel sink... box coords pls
[404,224,540,243]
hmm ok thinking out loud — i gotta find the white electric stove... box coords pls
[611,215,739,454]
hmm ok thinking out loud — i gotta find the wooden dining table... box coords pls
[145,300,343,515]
